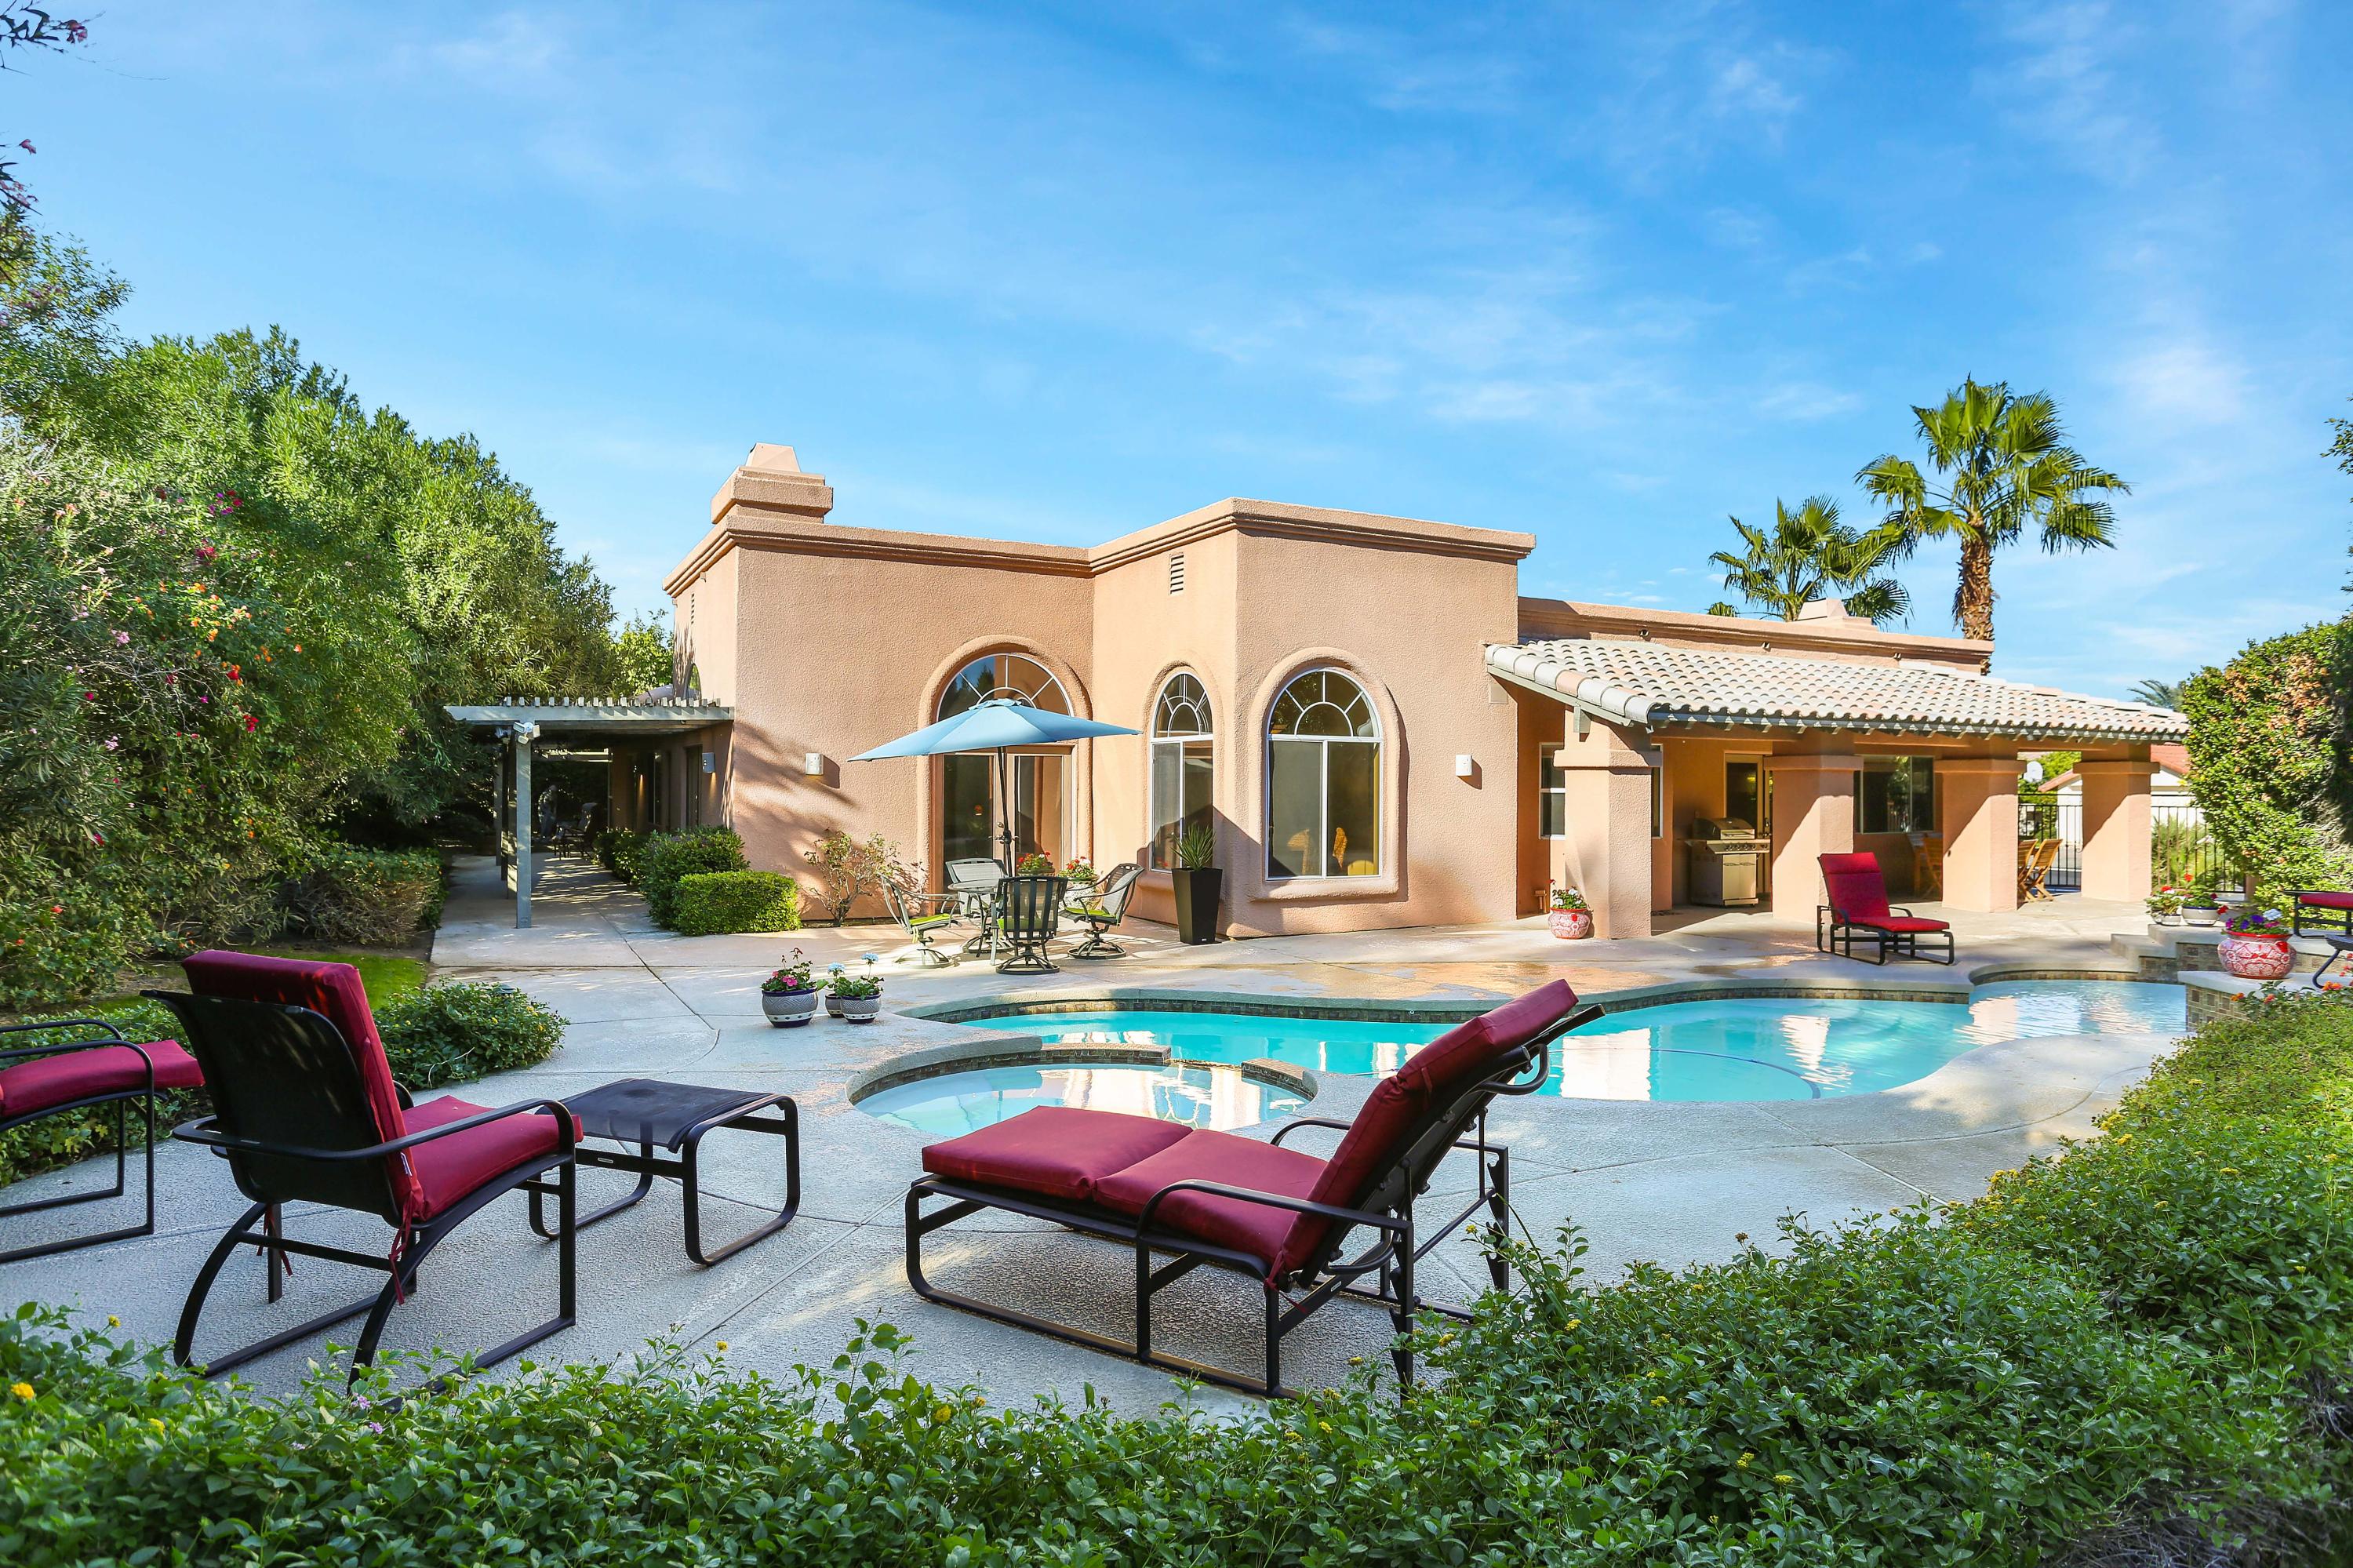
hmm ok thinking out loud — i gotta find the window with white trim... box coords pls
[1266,669,1380,879]
[1147,673,1213,868]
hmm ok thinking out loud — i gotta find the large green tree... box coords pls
[1703,495,1911,624]
[1856,377,2128,643]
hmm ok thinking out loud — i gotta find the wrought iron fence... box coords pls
[2019,795,2217,895]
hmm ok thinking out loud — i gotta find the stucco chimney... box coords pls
[1793,598,1860,622]
[710,442,834,526]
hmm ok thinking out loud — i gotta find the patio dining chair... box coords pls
[2018,839,2060,903]
[1065,861,1142,959]
[147,952,576,1383]
[946,857,1008,956]
[886,877,962,966]
[1817,851,1954,966]
[905,980,1595,1396]
[1,1019,204,1264]
[993,874,1067,974]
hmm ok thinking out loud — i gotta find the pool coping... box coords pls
[847,1039,1323,1107]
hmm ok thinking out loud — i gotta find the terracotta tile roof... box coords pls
[1487,639,2188,742]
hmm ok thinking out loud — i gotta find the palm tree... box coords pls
[1704,495,1912,624]
[2127,676,2183,708]
[1856,377,2127,643]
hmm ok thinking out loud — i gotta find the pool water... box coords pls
[966,980,2186,1105]
[857,1062,1306,1137]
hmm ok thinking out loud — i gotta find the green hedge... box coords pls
[372,981,566,1090]
[635,828,748,928]
[671,870,801,936]
[285,845,443,945]
[594,828,647,882]
[2,991,2348,1564]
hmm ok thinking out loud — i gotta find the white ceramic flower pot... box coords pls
[762,989,820,1028]
[2182,905,2221,928]
[836,995,882,1023]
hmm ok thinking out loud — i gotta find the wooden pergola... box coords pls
[442,697,733,927]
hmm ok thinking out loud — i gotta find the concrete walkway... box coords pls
[2,854,2180,1414]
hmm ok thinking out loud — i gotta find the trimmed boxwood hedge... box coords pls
[635,828,749,927]
[2,991,2349,1564]
[671,870,802,935]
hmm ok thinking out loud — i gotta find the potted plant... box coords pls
[1015,852,1056,876]
[1547,883,1595,940]
[2145,886,2184,927]
[2218,905,2295,980]
[2181,873,2224,928]
[759,948,820,1028]
[828,970,885,1023]
[1062,858,1099,890]
[1169,822,1222,945]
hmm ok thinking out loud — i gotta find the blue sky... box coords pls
[16,1,2351,697]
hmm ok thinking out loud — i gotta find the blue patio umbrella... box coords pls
[851,698,1137,864]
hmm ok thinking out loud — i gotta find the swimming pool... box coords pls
[856,1061,1307,1137]
[963,980,2186,1104]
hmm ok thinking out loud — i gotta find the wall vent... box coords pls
[1168,551,1186,594]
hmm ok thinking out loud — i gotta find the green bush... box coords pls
[371,981,566,1090]
[635,827,747,928]
[671,870,801,935]
[284,844,442,945]
[594,826,646,881]
[2182,620,2353,900]
[2,994,2349,1564]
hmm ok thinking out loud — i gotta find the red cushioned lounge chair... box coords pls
[0,1019,204,1264]
[904,980,1597,1396]
[1817,851,1955,966]
[145,952,576,1382]
[2291,890,2353,938]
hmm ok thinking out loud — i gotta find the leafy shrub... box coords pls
[282,844,442,944]
[0,852,146,1010]
[800,829,906,926]
[2182,620,2353,900]
[3,995,2350,1564]
[594,827,646,881]
[372,981,565,1090]
[671,870,800,935]
[635,827,747,928]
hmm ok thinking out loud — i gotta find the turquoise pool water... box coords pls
[857,1062,1307,1137]
[965,980,2186,1104]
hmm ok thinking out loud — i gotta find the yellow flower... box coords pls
[1563,1318,1581,1330]
[2220,1166,2238,1174]
[2112,1133,2134,1144]
[1737,1453,1753,1468]
[933,1404,955,1424]
[149,1417,166,1434]
[107,1315,119,1328]
[713,1341,729,1352]
[1651,1396,1667,1407]
[8,1382,32,1402]
[1774,1473,1795,1485]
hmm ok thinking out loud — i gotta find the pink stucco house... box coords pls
[613,442,2184,939]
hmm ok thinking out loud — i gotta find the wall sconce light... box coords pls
[802,752,827,780]
[1453,754,1475,778]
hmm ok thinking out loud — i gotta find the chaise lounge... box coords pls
[0,1019,205,1264]
[904,980,1593,1395]
[1817,850,1955,965]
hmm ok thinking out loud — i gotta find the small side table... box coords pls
[530,1078,799,1265]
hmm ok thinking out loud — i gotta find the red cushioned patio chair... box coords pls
[1,1019,204,1264]
[2291,890,2353,938]
[145,952,576,1382]
[1817,851,1954,966]
[904,980,1598,1396]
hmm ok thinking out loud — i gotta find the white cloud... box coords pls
[1980,1,2158,184]
[1757,381,1864,421]
[2114,338,2251,427]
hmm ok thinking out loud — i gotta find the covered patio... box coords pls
[1489,636,2188,938]
[444,697,734,927]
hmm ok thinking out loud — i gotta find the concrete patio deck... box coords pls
[1,854,2182,1415]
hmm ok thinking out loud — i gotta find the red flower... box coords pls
[81,690,96,701]
[242,715,258,732]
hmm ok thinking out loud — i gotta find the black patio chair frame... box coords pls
[0,1020,176,1264]
[147,990,576,1384]
[1066,861,1143,959]
[1813,905,1957,966]
[886,878,963,967]
[2290,891,2353,938]
[905,1002,1600,1397]
[994,874,1068,975]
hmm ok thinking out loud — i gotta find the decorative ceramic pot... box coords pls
[2151,911,2181,927]
[1547,908,1595,940]
[2219,931,2294,980]
[825,991,844,1017]
[2183,904,2222,928]
[837,995,882,1024]
[762,989,820,1028]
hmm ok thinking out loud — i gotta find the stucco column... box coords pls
[1937,753,2024,912]
[2078,758,2157,904]
[1765,748,1859,915]
[1551,715,1658,939]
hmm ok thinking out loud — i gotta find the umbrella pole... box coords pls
[996,746,1015,866]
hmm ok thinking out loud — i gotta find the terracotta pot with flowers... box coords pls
[1547,884,1594,940]
[2218,906,2295,980]
[760,948,820,1028]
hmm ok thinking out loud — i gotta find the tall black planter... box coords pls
[1169,868,1224,944]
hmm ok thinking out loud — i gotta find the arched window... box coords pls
[1148,673,1213,868]
[1266,669,1380,879]
[937,653,1071,866]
